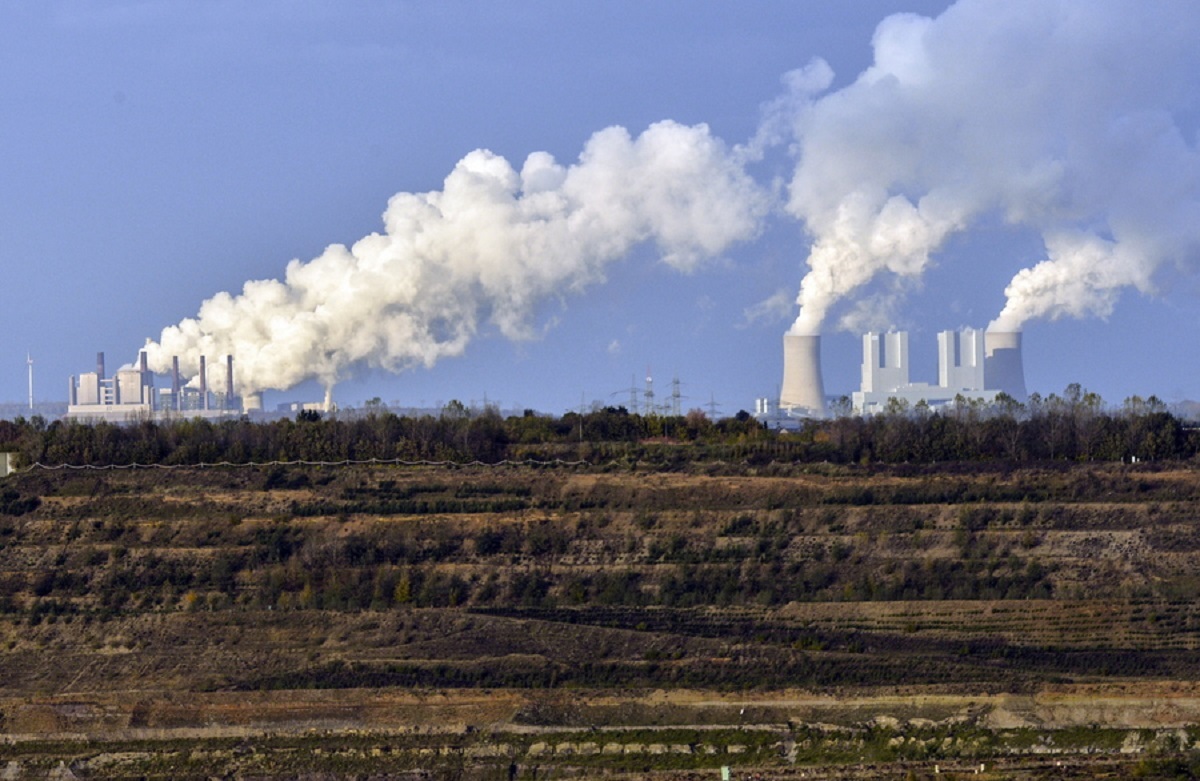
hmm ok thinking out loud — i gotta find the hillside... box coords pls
[3,460,1200,778]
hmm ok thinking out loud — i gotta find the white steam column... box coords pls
[984,331,1027,400]
[242,392,263,413]
[779,333,826,414]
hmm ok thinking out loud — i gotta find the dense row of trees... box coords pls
[816,388,1195,464]
[0,385,1196,466]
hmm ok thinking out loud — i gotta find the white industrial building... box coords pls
[66,352,157,422]
[772,322,1032,421]
[66,351,244,422]
[852,328,1013,413]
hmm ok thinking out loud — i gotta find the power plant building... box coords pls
[982,331,1028,399]
[66,351,245,422]
[66,352,157,422]
[850,327,1025,414]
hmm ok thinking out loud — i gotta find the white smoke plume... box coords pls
[781,0,1200,335]
[144,121,768,394]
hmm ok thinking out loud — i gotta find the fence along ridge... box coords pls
[26,457,593,472]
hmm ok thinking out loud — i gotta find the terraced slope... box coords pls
[1,462,1200,778]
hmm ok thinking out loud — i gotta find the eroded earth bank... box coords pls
[3,462,1200,778]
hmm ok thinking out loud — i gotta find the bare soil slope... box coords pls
[2,462,1200,778]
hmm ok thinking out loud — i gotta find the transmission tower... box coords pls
[705,392,722,419]
[610,375,640,413]
[671,374,684,416]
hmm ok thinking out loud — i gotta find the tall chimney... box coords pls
[984,331,1028,400]
[226,355,234,410]
[780,333,826,414]
[96,352,105,381]
[172,356,181,411]
[199,356,209,410]
[139,351,151,406]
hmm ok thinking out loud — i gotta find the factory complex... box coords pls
[66,352,257,423]
[58,326,1030,424]
[851,328,1026,414]
[61,351,346,423]
[778,327,1028,417]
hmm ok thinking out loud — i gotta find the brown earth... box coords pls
[2,462,1200,778]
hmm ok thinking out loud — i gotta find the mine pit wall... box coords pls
[3,688,1200,780]
[4,686,1200,743]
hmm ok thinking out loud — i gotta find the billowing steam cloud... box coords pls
[783,0,1200,335]
[146,0,1200,397]
[145,121,768,393]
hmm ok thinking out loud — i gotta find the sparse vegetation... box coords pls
[2,413,1200,777]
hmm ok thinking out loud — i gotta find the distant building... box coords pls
[276,400,332,414]
[851,328,1001,414]
[0,451,15,478]
[66,351,156,422]
[66,351,243,422]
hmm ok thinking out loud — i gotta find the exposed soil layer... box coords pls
[2,462,1200,778]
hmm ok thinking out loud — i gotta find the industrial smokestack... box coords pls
[96,352,105,381]
[323,387,333,414]
[138,350,151,406]
[780,333,825,414]
[172,356,181,411]
[199,355,208,410]
[984,331,1028,400]
[226,355,234,411]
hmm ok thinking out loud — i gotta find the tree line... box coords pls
[0,384,1196,467]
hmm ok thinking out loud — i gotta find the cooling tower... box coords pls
[780,333,826,413]
[242,392,263,413]
[984,331,1027,400]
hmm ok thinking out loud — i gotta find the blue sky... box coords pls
[2,1,1197,415]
